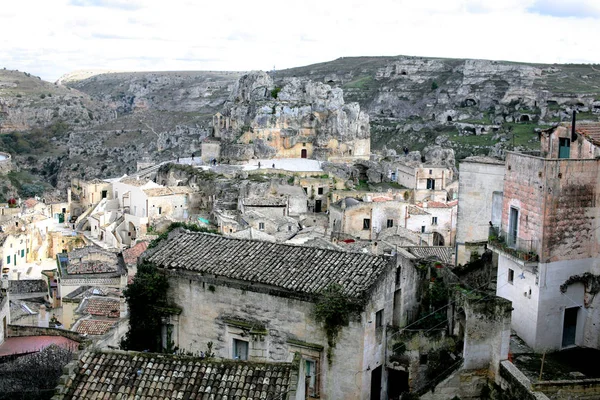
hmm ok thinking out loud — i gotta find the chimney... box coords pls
[572,110,577,142]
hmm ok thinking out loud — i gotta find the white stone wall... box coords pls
[455,161,505,265]
[148,194,189,221]
[497,256,600,351]
[167,274,369,399]
[1,234,28,268]
[0,295,9,344]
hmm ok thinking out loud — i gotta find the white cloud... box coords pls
[0,0,599,81]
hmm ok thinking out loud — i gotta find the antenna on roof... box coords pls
[571,110,577,142]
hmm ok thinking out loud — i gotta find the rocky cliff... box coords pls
[215,71,370,161]
[274,56,600,159]
[1,56,600,198]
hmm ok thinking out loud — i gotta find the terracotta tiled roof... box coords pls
[147,231,390,298]
[75,320,115,336]
[418,200,458,208]
[83,298,120,318]
[573,122,600,146]
[122,241,149,266]
[408,206,429,215]
[59,351,294,400]
[23,198,38,208]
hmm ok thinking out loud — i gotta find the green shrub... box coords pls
[270,87,282,99]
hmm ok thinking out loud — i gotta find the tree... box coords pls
[431,81,439,90]
[121,261,170,352]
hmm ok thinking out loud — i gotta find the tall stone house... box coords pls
[489,122,600,351]
[145,230,416,399]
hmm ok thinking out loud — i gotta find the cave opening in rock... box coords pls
[447,116,453,122]
[520,115,530,122]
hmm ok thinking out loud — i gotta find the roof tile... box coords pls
[147,231,389,298]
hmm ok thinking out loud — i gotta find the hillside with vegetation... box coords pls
[1,56,600,199]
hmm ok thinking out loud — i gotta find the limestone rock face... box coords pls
[217,71,370,161]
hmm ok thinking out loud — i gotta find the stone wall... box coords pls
[165,256,398,400]
[0,152,13,173]
[455,158,505,266]
[166,271,365,400]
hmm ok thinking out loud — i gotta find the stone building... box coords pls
[145,230,411,399]
[489,121,600,351]
[329,196,409,241]
[70,178,112,213]
[455,157,505,265]
[0,233,28,270]
[50,246,126,302]
[390,162,454,202]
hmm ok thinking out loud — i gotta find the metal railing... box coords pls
[488,226,539,262]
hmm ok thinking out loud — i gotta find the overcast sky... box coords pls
[1,0,599,82]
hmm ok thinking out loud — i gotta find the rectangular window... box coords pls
[21,249,24,258]
[421,226,426,233]
[391,172,396,181]
[6,256,9,265]
[233,339,248,360]
[318,187,324,195]
[395,267,402,286]
[432,217,438,225]
[429,169,432,174]
[305,359,318,397]
[158,207,162,215]
[363,219,371,230]
[508,268,514,284]
[426,178,435,190]
[303,187,308,195]
[259,222,265,230]
[375,309,383,328]
[387,219,394,228]
[101,190,108,199]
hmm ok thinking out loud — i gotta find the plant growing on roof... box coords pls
[314,283,362,365]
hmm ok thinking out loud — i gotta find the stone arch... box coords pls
[520,115,530,122]
[433,232,445,246]
[447,115,453,122]
[401,70,407,75]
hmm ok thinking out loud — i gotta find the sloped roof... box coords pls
[403,246,454,264]
[82,297,120,318]
[573,122,600,146]
[146,231,390,298]
[58,350,294,400]
[230,228,277,242]
[122,241,149,266]
[74,320,115,336]
[408,206,430,215]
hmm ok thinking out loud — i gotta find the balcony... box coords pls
[488,226,539,264]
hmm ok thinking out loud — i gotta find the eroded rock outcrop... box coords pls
[214,71,371,161]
